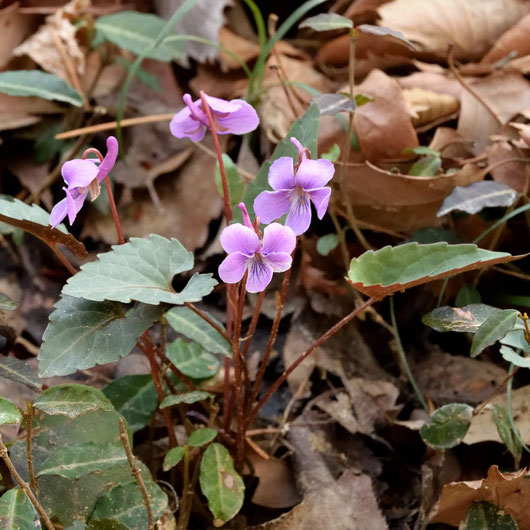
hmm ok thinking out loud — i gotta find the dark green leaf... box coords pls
[460,501,518,529]
[422,304,501,333]
[358,24,417,49]
[0,293,17,310]
[62,234,216,305]
[167,339,220,379]
[348,243,517,298]
[188,427,217,447]
[299,13,352,31]
[37,442,127,479]
[420,403,473,449]
[408,227,460,244]
[437,181,518,217]
[33,123,65,164]
[215,154,245,209]
[0,397,22,426]
[39,296,164,377]
[160,391,213,408]
[456,284,481,307]
[0,70,83,106]
[166,306,230,356]
[470,309,518,357]
[0,357,41,390]
[316,233,339,256]
[408,156,441,176]
[200,443,245,526]
[102,375,157,433]
[0,489,38,530]
[34,384,114,418]
[311,93,355,115]
[163,446,185,471]
[491,404,522,468]
[321,143,340,162]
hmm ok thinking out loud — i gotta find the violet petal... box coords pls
[308,187,331,219]
[295,158,335,189]
[216,100,259,135]
[268,157,295,190]
[285,193,312,235]
[218,252,248,284]
[170,107,207,141]
[203,94,241,114]
[95,136,119,182]
[261,223,296,255]
[49,197,68,228]
[263,252,292,273]
[253,190,291,224]
[246,257,273,293]
[61,159,98,188]
[220,224,260,255]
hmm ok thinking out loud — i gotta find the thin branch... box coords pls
[25,404,38,494]
[184,302,230,341]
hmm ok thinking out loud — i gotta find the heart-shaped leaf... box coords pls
[348,243,518,298]
[167,339,220,379]
[0,489,38,530]
[470,309,518,357]
[188,428,217,448]
[0,357,41,390]
[200,443,245,526]
[160,391,213,408]
[422,304,502,333]
[460,501,518,529]
[163,446,185,471]
[39,296,164,377]
[420,403,473,449]
[62,234,216,305]
[300,13,353,31]
[0,397,22,426]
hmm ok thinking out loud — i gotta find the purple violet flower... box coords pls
[253,138,335,235]
[170,91,259,142]
[49,136,119,228]
[218,203,296,293]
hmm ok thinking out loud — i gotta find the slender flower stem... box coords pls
[25,404,38,495]
[506,363,530,454]
[105,176,125,245]
[176,446,191,530]
[246,297,377,428]
[0,434,55,530]
[119,418,154,530]
[184,302,230,341]
[389,297,428,412]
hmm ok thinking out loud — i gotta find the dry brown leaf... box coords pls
[0,2,38,69]
[378,0,530,61]
[218,26,260,70]
[431,465,530,528]
[510,121,530,149]
[428,127,475,160]
[486,139,530,192]
[402,87,460,128]
[398,72,462,101]
[82,50,127,99]
[482,12,530,64]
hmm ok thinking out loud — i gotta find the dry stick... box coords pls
[246,297,377,428]
[25,403,38,495]
[183,302,230,341]
[119,418,154,530]
[0,434,55,530]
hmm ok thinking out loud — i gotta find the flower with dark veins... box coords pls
[218,203,296,293]
[253,138,335,235]
[170,91,259,142]
[49,136,119,227]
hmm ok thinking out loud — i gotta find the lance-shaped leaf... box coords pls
[347,242,519,298]
[34,384,114,418]
[0,195,87,258]
[470,309,518,357]
[39,296,164,377]
[420,403,473,450]
[0,397,22,426]
[163,446,185,471]
[0,357,41,390]
[491,404,522,468]
[0,489,38,530]
[37,442,127,479]
[422,304,502,333]
[358,23,417,49]
[300,13,353,31]
[62,234,217,305]
[311,93,356,115]
[167,339,220,379]
[0,70,83,106]
[160,391,213,408]
[460,501,518,530]
[166,306,230,356]
[188,428,217,447]
[200,443,245,526]
[437,181,518,217]
[102,375,157,433]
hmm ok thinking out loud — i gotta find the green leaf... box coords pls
[115,56,161,92]
[358,24,417,49]
[405,146,441,157]
[62,234,217,305]
[0,489,38,530]
[0,293,17,310]
[311,93,355,115]
[239,104,320,221]
[316,233,339,256]
[188,427,217,447]
[33,123,65,164]
[90,481,168,529]
[460,501,518,529]
[500,345,530,368]
[199,443,245,526]
[0,357,41,390]
[491,404,522,467]
[163,446,185,471]
[34,384,114,418]
[437,181,518,217]
[37,442,127,479]
[408,156,441,177]
[0,397,22,426]
[39,296,164,377]
[167,339,220,379]
[215,154,245,209]
[422,304,501,333]
[160,391,213,408]
[299,13,353,31]
[166,306,230,356]
[94,11,185,62]
[470,309,518,357]
[455,284,481,307]
[0,70,83,106]
[102,375,157,433]
[347,242,517,298]
[408,227,460,244]
[420,403,473,449]
[321,143,340,162]
[500,330,530,354]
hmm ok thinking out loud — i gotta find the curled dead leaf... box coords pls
[482,12,530,64]
[402,87,460,128]
[486,140,530,193]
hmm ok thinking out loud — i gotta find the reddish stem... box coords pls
[246,297,376,429]
[184,302,230,342]
[105,176,125,245]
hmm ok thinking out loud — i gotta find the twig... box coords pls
[25,404,38,495]
[0,434,55,530]
[119,418,154,530]
[184,302,230,341]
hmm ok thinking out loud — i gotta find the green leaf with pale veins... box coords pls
[160,391,213,408]
[62,234,217,305]
[166,306,230,356]
[0,70,83,106]
[0,489,38,530]
[34,384,114,418]
[38,296,164,377]
[188,428,217,447]
[420,403,473,449]
[0,397,22,426]
[37,442,127,479]
[460,501,518,529]
[0,357,41,390]
[348,242,518,298]
[167,339,220,379]
[200,443,245,526]
[102,375,157,433]
[299,13,353,31]
[470,309,519,357]
[163,447,185,471]
[422,304,502,333]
